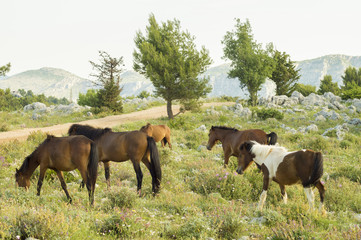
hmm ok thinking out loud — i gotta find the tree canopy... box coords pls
[133,14,212,119]
[341,66,361,99]
[270,50,300,96]
[317,75,340,95]
[222,19,274,106]
[0,63,11,76]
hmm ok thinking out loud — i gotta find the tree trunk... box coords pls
[167,100,174,119]
[250,91,258,106]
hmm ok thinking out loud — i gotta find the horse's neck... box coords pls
[217,129,236,142]
[23,156,40,178]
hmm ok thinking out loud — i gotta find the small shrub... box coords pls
[299,135,330,151]
[137,90,151,99]
[254,108,284,120]
[180,99,202,113]
[0,123,9,132]
[101,187,138,211]
[164,216,212,239]
[96,209,143,238]
[339,140,352,149]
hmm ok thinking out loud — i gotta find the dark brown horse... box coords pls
[68,124,162,194]
[140,123,172,149]
[239,141,325,212]
[15,135,98,205]
[206,126,277,172]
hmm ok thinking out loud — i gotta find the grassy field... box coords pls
[0,102,360,239]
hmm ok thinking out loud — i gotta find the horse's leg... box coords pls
[141,158,157,194]
[279,184,287,204]
[315,180,326,214]
[160,138,165,148]
[304,187,315,210]
[258,165,270,211]
[132,160,143,196]
[166,135,172,149]
[37,166,47,197]
[103,161,110,188]
[56,170,72,203]
[223,149,231,168]
[78,167,93,205]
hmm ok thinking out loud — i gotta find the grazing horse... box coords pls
[68,124,162,194]
[15,135,98,205]
[206,126,277,171]
[239,141,325,212]
[140,123,172,149]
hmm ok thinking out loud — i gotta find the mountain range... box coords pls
[1,54,361,101]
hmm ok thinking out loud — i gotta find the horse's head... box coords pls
[237,141,255,174]
[206,126,218,150]
[15,168,30,188]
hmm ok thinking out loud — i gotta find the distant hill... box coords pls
[1,54,361,100]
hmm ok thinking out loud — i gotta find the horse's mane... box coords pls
[250,141,288,161]
[68,124,112,140]
[19,135,54,173]
[212,126,238,132]
[140,123,151,130]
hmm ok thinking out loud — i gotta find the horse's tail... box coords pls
[267,132,278,145]
[87,142,99,204]
[303,152,323,188]
[147,136,162,193]
[162,137,168,146]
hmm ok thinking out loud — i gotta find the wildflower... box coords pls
[16,236,20,240]
[215,173,219,177]
[217,185,220,188]
[218,177,222,181]
[321,180,325,184]
[338,184,342,188]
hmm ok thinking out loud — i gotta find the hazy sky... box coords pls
[1,0,361,78]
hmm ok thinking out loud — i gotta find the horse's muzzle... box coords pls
[206,145,211,150]
[236,168,243,175]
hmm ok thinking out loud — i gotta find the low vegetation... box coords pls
[0,102,360,239]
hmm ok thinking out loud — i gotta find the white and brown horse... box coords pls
[239,141,325,212]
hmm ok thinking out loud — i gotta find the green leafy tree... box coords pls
[270,50,300,96]
[340,66,361,99]
[78,89,100,107]
[90,51,124,112]
[294,83,316,96]
[222,19,274,106]
[341,66,361,90]
[317,75,340,95]
[137,90,151,99]
[0,63,11,76]
[133,14,212,119]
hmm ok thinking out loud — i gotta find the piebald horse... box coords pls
[239,141,325,212]
[140,123,172,149]
[206,126,277,171]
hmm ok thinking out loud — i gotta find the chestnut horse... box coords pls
[68,124,161,194]
[140,123,172,149]
[239,141,325,212]
[15,135,98,205]
[206,126,277,172]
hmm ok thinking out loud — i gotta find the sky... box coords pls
[1,0,361,79]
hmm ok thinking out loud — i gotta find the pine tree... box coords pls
[90,51,124,112]
[0,63,11,76]
[133,14,212,119]
[318,75,340,95]
[271,50,300,96]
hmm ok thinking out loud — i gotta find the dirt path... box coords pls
[0,102,233,144]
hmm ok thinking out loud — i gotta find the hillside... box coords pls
[1,54,361,100]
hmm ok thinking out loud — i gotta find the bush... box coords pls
[101,187,138,211]
[254,108,284,120]
[137,90,151,99]
[180,99,202,112]
[294,83,316,96]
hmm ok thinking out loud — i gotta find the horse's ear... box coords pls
[211,126,214,130]
[146,123,151,127]
[245,141,254,152]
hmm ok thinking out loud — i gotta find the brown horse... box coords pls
[15,135,98,205]
[206,126,277,172]
[239,141,325,212]
[140,123,172,149]
[68,124,162,194]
